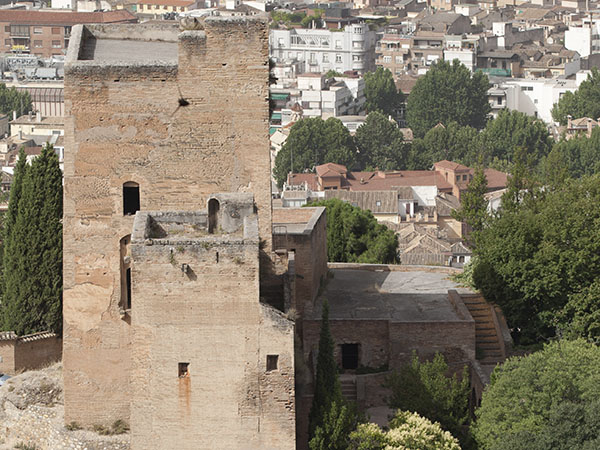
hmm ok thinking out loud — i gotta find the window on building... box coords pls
[64,26,72,36]
[456,175,460,182]
[266,355,279,371]
[497,96,503,105]
[395,56,402,64]
[534,98,538,104]
[4,39,10,47]
[352,41,362,49]
[33,27,42,34]
[4,26,9,33]
[462,174,467,181]
[376,200,381,206]
[34,40,42,48]
[383,56,392,63]
[335,54,342,63]
[335,40,342,49]
[341,343,359,370]
[51,27,60,34]
[278,37,284,47]
[123,182,140,216]
[52,40,61,48]
[322,53,329,62]
[352,55,361,61]
[178,362,190,378]
[208,198,220,234]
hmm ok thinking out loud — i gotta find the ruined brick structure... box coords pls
[63,19,295,449]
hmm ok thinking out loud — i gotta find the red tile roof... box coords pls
[0,10,138,26]
[434,160,471,172]
[484,168,508,190]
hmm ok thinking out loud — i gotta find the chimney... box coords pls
[588,117,593,136]
[36,111,41,123]
[12,111,16,121]
[28,111,32,122]
[567,114,572,128]
[18,130,22,140]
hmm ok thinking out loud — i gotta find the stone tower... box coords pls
[63,19,295,449]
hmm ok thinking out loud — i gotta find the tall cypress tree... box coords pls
[0,148,28,330]
[2,145,62,335]
[308,299,342,439]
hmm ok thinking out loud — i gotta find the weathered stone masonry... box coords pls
[63,19,295,449]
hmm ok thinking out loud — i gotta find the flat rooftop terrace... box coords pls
[80,38,177,63]
[312,268,472,322]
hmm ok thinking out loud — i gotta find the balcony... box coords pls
[478,68,511,77]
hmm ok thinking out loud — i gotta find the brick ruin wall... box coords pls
[63,19,275,428]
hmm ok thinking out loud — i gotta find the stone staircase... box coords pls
[460,293,505,366]
[339,375,357,402]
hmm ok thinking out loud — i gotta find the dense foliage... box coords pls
[385,352,472,448]
[408,110,552,171]
[0,84,32,116]
[1,145,63,335]
[473,339,600,450]
[406,60,491,138]
[274,117,356,187]
[348,411,461,450]
[308,199,398,264]
[551,68,600,125]
[547,127,600,178]
[354,111,407,170]
[363,67,404,117]
[472,173,600,342]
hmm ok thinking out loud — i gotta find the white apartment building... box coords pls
[269,23,377,74]
[280,73,366,125]
[565,25,600,58]
[488,77,579,123]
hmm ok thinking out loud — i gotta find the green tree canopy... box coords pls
[551,68,600,125]
[406,60,491,138]
[473,339,600,450]
[273,117,356,187]
[546,126,600,178]
[479,109,552,165]
[407,122,480,170]
[364,67,404,117]
[385,352,471,448]
[307,198,398,264]
[472,174,600,342]
[0,84,32,116]
[354,111,406,170]
[348,411,461,450]
[1,145,62,335]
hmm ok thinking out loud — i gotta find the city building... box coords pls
[0,10,137,58]
[269,23,377,74]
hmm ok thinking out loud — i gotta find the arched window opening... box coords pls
[208,198,220,234]
[123,182,140,216]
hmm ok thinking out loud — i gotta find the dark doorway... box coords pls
[208,198,220,234]
[341,343,359,370]
[123,182,140,216]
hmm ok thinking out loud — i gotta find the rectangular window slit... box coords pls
[178,362,189,378]
[266,355,278,371]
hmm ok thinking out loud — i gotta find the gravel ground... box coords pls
[0,364,130,450]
